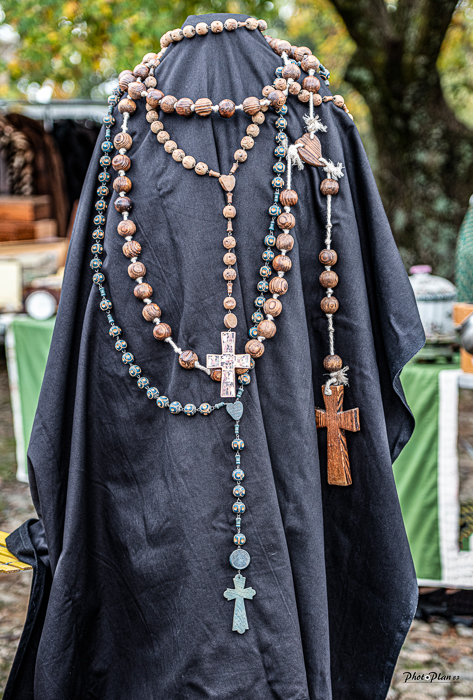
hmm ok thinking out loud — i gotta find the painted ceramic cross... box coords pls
[207,331,251,398]
[224,573,256,634]
[315,384,360,486]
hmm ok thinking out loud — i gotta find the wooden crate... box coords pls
[0,219,57,242]
[0,195,51,221]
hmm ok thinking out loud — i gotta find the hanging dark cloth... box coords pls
[52,119,101,210]
[5,14,424,700]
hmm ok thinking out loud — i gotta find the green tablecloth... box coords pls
[5,315,55,481]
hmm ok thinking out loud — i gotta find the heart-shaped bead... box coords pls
[219,174,236,192]
[226,400,243,421]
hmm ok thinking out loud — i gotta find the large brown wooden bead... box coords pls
[288,81,301,96]
[122,240,141,258]
[219,99,235,118]
[223,205,236,218]
[183,24,196,37]
[293,45,311,61]
[282,63,301,81]
[269,277,288,295]
[112,154,130,172]
[242,96,261,115]
[195,162,208,175]
[161,95,177,113]
[196,21,209,34]
[179,350,198,369]
[302,75,321,93]
[224,18,238,30]
[224,313,238,329]
[223,252,236,265]
[320,296,339,313]
[263,298,282,317]
[313,94,323,106]
[333,95,345,107]
[268,90,286,109]
[134,283,153,299]
[133,63,149,79]
[273,255,292,272]
[241,136,254,150]
[223,236,236,249]
[280,189,298,207]
[211,20,224,32]
[320,179,339,196]
[277,212,295,230]
[211,368,222,382]
[195,98,213,116]
[223,268,237,281]
[176,97,194,116]
[276,233,294,251]
[323,354,343,371]
[146,89,164,108]
[257,319,276,338]
[274,78,287,91]
[319,249,338,266]
[224,296,236,310]
[157,130,170,144]
[171,28,184,41]
[301,54,320,72]
[247,124,259,138]
[143,51,159,61]
[118,97,136,113]
[142,303,161,322]
[274,39,291,56]
[245,339,265,358]
[320,270,339,288]
[118,73,134,93]
[128,81,145,99]
[114,196,132,213]
[144,75,157,89]
[258,19,267,30]
[128,261,146,279]
[113,176,132,193]
[262,85,273,97]
[252,112,265,124]
[114,132,133,151]
[150,120,164,134]
[117,219,136,237]
[298,90,310,103]
[153,322,172,340]
[245,17,258,29]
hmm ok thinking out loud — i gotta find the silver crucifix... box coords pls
[223,573,256,634]
[207,331,251,398]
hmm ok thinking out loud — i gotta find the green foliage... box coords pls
[439,0,473,130]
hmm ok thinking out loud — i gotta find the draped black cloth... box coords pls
[5,13,425,700]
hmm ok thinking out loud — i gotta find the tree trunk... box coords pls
[330,0,473,279]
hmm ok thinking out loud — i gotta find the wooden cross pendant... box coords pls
[206,331,251,398]
[315,385,360,486]
[223,574,256,634]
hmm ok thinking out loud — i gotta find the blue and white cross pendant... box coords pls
[224,573,256,634]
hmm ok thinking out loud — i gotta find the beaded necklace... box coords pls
[91,18,359,634]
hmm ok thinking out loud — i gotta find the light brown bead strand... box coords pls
[241,136,254,150]
[133,64,149,79]
[252,112,266,125]
[128,262,146,279]
[161,95,177,113]
[150,121,164,134]
[223,236,236,249]
[153,323,172,340]
[195,98,213,116]
[146,110,160,123]
[182,156,196,170]
[195,162,209,175]
[172,149,185,162]
[263,298,282,316]
[242,97,261,115]
[211,20,224,32]
[176,98,194,116]
[257,320,276,338]
[223,269,237,281]
[224,297,236,310]
[224,313,238,329]
[223,252,236,265]
[118,98,136,114]
[298,90,310,103]
[164,141,177,154]
[282,64,301,81]
[288,82,301,96]
[323,355,343,371]
[245,340,265,358]
[127,82,145,100]
[142,303,161,322]
[179,350,198,369]
[223,205,236,218]
[319,249,338,266]
[319,271,339,288]
[146,89,164,108]
[302,75,321,93]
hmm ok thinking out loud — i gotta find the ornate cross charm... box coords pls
[207,331,251,398]
[224,574,256,634]
[315,385,360,486]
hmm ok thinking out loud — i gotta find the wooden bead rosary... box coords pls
[90,18,360,634]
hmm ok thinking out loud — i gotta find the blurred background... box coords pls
[0,0,472,698]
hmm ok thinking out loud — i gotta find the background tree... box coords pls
[2,0,473,278]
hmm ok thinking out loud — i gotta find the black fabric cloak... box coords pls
[5,13,425,700]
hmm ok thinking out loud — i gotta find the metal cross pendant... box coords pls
[223,574,256,634]
[206,331,251,398]
[315,384,360,486]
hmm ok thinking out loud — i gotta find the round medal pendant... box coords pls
[230,549,251,570]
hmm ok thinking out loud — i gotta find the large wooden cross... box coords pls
[315,385,360,486]
[207,331,251,398]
